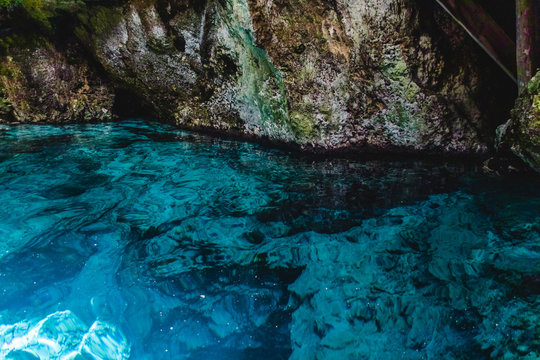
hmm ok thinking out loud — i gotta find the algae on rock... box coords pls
[499,71,540,172]
[213,0,293,140]
[0,35,114,123]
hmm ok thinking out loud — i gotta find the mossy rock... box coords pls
[74,5,124,42]
[1,0,85,29]
[290,110,315,139]
[0,38,115,123]
[501,71,540,172]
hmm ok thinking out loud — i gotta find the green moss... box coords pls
[384,58,408,79]
[241,30,289,126]
[506,71,540,171]
[404,81,420,102]
[175,101,211,127]
[533,94,540,115]
[527,72,540,100]
[382,50,420,102]
[0,0,22,8]
[290,110,314,138]
[0,96,14,121]
[0,59,14,77]
[298,58,316,83]
[76,5,124,38]
[21,0,53,28]
[0,32,46,55]
[89,6,123,36]
[0,0,84,30]
[396,103,413,127]
[380,101,423,144]
[147,37,175,55]
[320,105,332,123]
[217,0,291,136]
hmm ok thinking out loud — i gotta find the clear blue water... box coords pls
[0,119,538,360]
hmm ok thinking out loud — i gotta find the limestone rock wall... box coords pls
[0,32,114,123]
[0,0,515,153]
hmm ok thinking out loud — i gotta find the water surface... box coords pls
[0,120,538,359]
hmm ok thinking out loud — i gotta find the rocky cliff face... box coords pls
[0,30,114,123]
[497,71,540,173]
[0,0,515,153]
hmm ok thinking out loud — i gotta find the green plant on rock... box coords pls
[385,102,412,128]
[0,0,22,8]
[1,0,83,29]
[290,110,314,139]
[76,5,124,38]
[0,96,14,121]
[503,70,540,172]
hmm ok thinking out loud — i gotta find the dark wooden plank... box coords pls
[516,0,537,91]
[436,0,517,83]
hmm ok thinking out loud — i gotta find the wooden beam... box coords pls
[435,0,517,84]
[516,0,537,92]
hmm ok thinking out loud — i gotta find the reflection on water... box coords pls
[0,119,538,359]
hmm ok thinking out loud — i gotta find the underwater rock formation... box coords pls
[0,0,515,153]
[0,120,538,358]
[0,311,130,359]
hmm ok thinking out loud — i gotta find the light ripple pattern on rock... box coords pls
[0,311,130,359]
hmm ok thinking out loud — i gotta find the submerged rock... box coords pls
[0,120,538,358]
[0,311,130,360]
[0,0,514,154]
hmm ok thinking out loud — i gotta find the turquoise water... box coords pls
[0,119,538,359]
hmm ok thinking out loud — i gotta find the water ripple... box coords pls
[0,120,538,359]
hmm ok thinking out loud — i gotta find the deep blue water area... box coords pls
[0,119,538,359]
